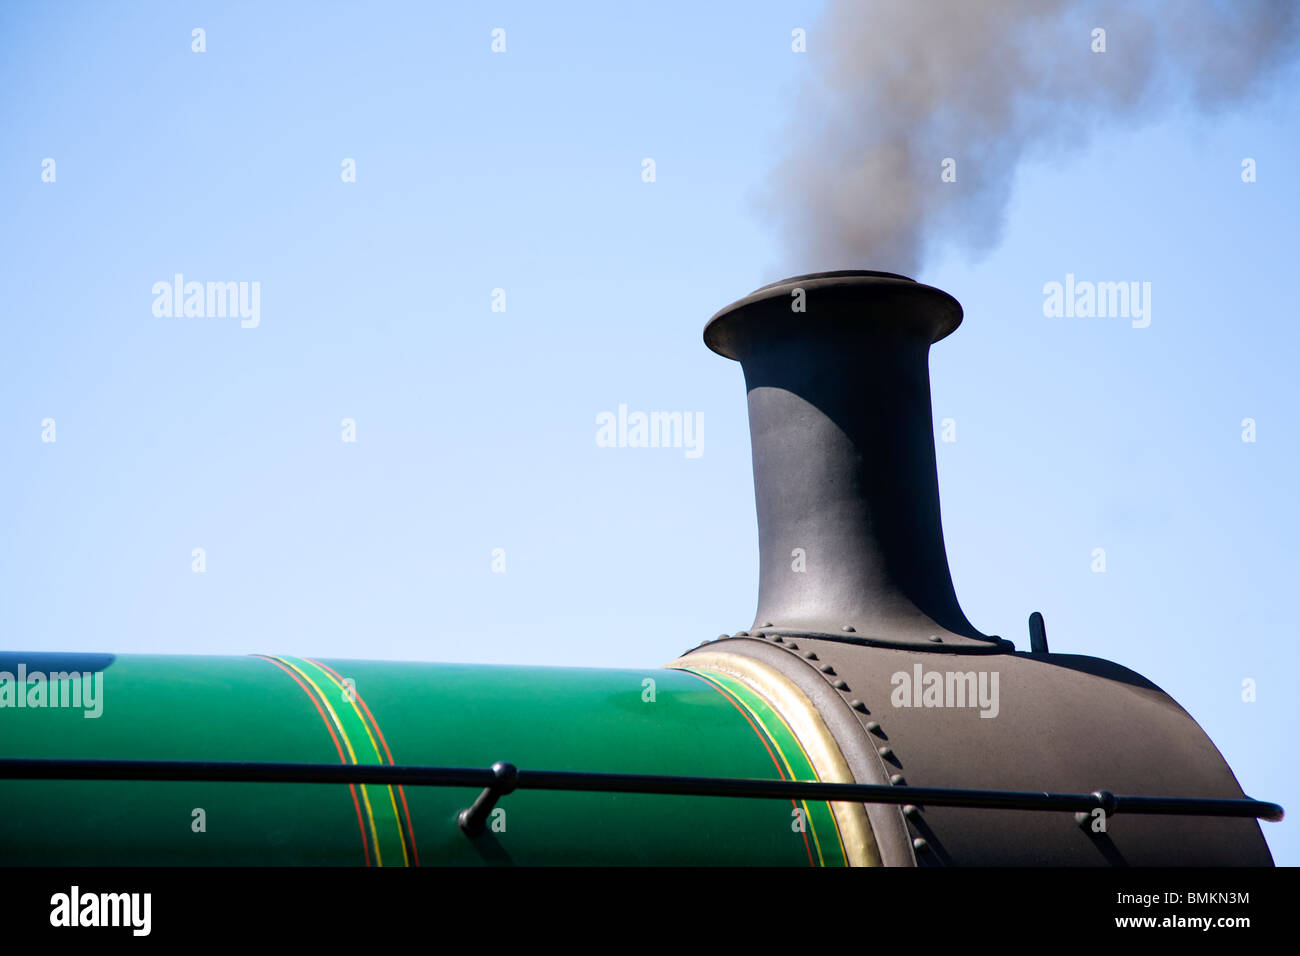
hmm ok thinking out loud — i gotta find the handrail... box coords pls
[0,757,1283,826]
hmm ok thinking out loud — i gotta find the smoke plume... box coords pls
[764,0,1300,275]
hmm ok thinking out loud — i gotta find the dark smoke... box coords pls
[763,0,1300,275]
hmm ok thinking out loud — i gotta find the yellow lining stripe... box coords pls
[303,662,409,867]
[685,667,834,866]
[752,693,850,865]
[273,656,384,867]
[671,649,880,866]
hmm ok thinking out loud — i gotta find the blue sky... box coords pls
[2,1,1297,863]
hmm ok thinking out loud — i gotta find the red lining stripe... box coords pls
[255,654,371,866]
[306,658,420,867]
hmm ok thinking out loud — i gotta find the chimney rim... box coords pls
[751,269,916,291]
[705,271,963,360]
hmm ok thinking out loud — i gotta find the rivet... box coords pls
[761,622,773,628]
[773,636,785,643]
[850,700,868,712]
[753,631,767,639]
[878,746,893,758]
[786,641,799,650]
[804,651,819,660]
[928,635,943,643]
[842,625,856,633]
[716,635,728,641]
[819,664,835,674]
[832,679,848,690]
[890,774,905,785]
[912,837,928,851]
[902,804,919,819]
[734,631,749,638]
[865,720,881,733]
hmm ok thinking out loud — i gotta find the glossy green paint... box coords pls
[0,653,824,865]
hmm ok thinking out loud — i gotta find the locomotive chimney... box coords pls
[707,271,1005,652]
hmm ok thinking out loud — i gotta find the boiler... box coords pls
[0,271,1280,866]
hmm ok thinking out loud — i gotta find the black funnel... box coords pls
[706,271,1004,653]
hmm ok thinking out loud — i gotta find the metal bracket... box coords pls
[457,761,518,838]
[1075,789,1117,830]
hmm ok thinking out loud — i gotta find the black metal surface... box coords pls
[704,272,1002,650]
[0,758,1281,821]
[693,273,1276,866]
[687,635,1277,865]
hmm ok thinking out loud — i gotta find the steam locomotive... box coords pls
[0,271,1280,866]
